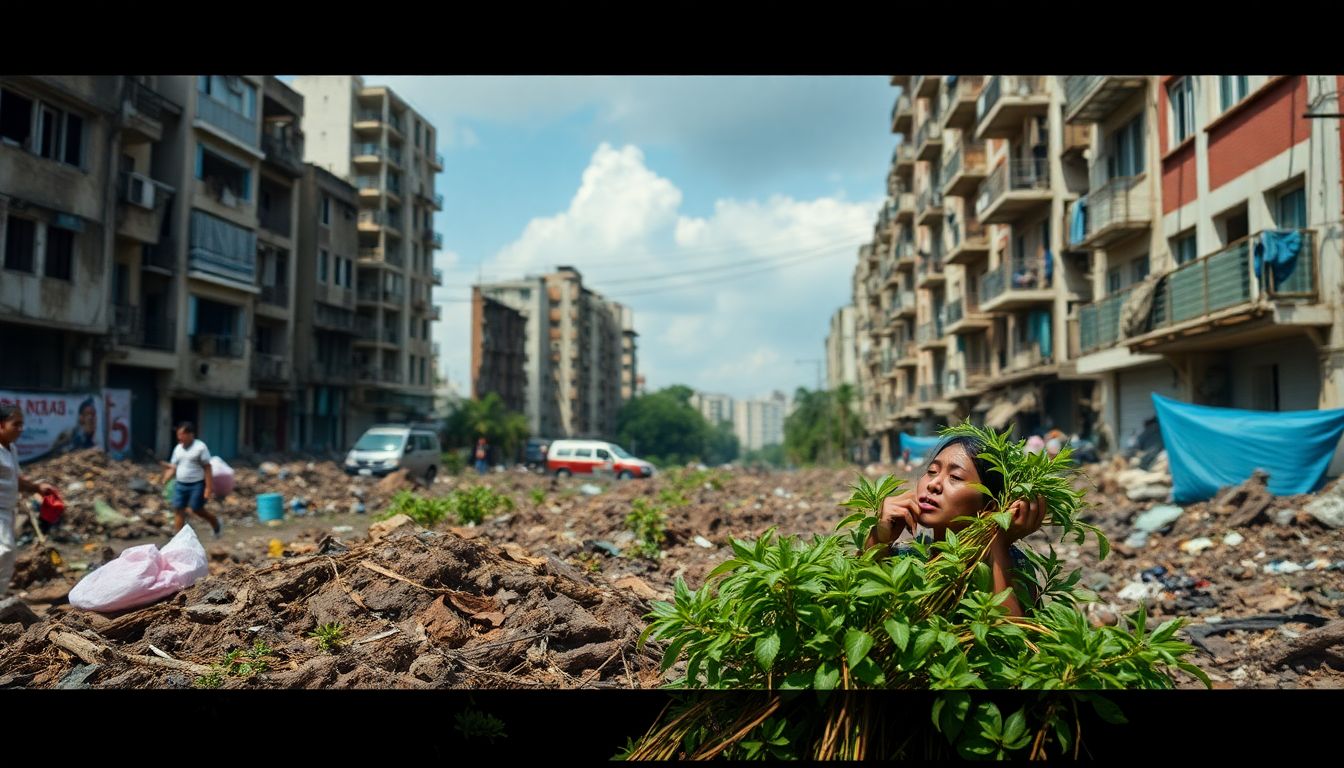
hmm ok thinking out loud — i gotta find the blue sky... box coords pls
[348,76,894,399]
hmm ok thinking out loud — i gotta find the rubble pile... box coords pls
[0,520,662,689]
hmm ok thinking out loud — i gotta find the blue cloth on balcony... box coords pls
[1026,310,1052,359]
[1044,248,1054,287]
[900,433,942,462]
[1070,196,1088,246]
[1152,393,1344,502]
[1253,229,1303,288]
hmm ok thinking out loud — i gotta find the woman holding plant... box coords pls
[865,433,1048,617]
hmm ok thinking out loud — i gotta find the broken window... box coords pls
[3,216,36,272]
[0,89,33,146]
[45,226,73,280]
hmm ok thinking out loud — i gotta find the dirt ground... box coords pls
[2,450,1342,689]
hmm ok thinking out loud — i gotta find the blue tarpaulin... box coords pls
[1070,196,1088,246]
[900,433,942,462]
[1253,229,1303,287]
[1152,393,1344,502]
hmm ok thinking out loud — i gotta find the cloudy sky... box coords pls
[363,76,892,400]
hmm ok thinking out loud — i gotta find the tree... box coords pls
[743,443,786,468]
[617,385,732,467]
[783,386,864,466]
[444,393,529,462]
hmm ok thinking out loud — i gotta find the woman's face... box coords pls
[915,442,989,531]
[79,405,96,433]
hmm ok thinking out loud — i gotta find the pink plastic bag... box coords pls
[209,456,235,498]
[68,525,210,613]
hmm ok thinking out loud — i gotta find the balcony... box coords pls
[894,238,917,271]
[975,159,1051,225]
[939,76,985,130]
[1069,176,1151,250]
[964,361,993,389]
[430,153,445,170]
[113,306,176,352]
[188,210,256,285]
[359,246,404,268]
[121,79,181,143]
[258,283,289,309]
[916,188,944,227]
[142,242,176,273]
[357,210,400,235]
[890,93,913,134]
[1126,229,1326,354]
[890,75,911,88]
[251,352,289,385]
[116,172,174,245]
[432,268,444,286]
[912,75,939,99]
[917,318,947,349]
[261,131,305,177]
[356,285,403,308]
[312,360,355,384]
[1077,285,1135,355]
[189,334,245,359]
[914,118,943,161]
[423,229,443,248]
[916,253,945,289]
[944,296,992,335]
[893,192,916,224]
[1007,341,1050,372]
[891,288,917,318]
[353,143,402,167]
[314,302,356,333]
[892,142,915,176]
[944,208,989,266]
[431,305,442,320]
[1063,76,1149,125]
[417,189,444,210]
[196,95,257,148]
[975,76,1050,140]
[940,141,988,198]
[978,261,1054,312]
[1061,123,1091,160]
[918,383,945,403]
[895,339,919,367]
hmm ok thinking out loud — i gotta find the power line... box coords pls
[607,246,850,298]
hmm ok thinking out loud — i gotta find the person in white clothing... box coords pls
[158,422,221,537]
[0,403,58,599]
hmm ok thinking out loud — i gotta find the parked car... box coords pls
[545,439,655,479]
[343,425,443,483]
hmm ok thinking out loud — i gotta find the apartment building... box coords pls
[733,392,789,452]
[852,75,1344,466]
[473,267,635,439]
[470,284,528,414]
[825,305,858,390]
[291,76,443,434]
[690,392,735,428]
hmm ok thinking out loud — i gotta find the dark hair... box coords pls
[176,421,196,435]
[79,397,96,415]
[927,434,1005,508]
[0,403,20,423]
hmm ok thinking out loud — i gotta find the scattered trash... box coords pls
[693,535,714,549]
[1222,531,1245,547]
[579,484,603,496]
[1263,560,1305,575]
[331,525,355,534]
[1180,537,1215,554]
[1133,505,1184,533]
[1304,480,1344,529]
[586,540,621,557]
[268,539,285,558]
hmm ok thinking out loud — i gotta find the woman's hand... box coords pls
[871,491,921,545]
[996,495,1048,546]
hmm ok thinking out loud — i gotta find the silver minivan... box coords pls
[343,425,443,483]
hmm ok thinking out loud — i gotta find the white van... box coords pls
[545,439,655,479]
[343,425,442,483]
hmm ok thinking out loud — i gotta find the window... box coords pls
[1130,254,1149,285]
[420,357,427,385]
[1277,186,1306,229]
[45,227,74,280]
[0,88,82,167]
[0,89,33,146]
[4,217,36,272]
[1106,266,1122,294]
[197,76,256,118]
[1173,231,1198,265]
[1219,76,1250,113]
[1107,114,1145,179]
[318,249,329,283]
[574,448,592,458]
[320,196,331,226]
[195,144,251,202]
[1168,77,1196,145]
[343,258,352,289]
[596,449,610,460]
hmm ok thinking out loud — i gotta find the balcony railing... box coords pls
[976,76,1048,123]
[1063,76,1104,114]
[258,283,289,308]
[979,259,1049,305]
[251,352,288,384]
[124,79,182,123]
[189,334,245,358]
[359,246,404,267]
[917,318,945,344]
[976,159,1050,218]
[964,361,992,385]
[918,383,944,402]
[1144,229,1317,333]
[892,142,915,168]
[918,253,944,281]
[425,230,443,248]
[917,188,944,217]
[356,110,384,124]
[1077,285,1135,354]
[261,131,304,173]
[915,118,942,151]
[1070,176,1151,247]
[113,305,176,352]
[890,93,912,127]
[939,75,985,122]
[945,298,965,326]
[1008,342,1048,371]
[196,95,257,147]
[355,317,377,339]
[432,268,443,285]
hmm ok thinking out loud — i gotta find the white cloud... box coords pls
[438,143,879,400]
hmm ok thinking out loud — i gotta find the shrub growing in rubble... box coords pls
[628,423,1208,760]
[451,486,514,525]
[626,498,667,560]
[376,487,513,527]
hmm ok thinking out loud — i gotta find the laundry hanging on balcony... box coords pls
[1120,275,1160,337]
[1070,196,1088,246]
[1152,393,1344,502]
[1027,310,1052,359]
[900,433,942,462]
[1253,229,1303,288]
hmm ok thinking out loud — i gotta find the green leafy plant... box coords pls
[213,640,278,680]
[453,707,508,743]
[193,669,224,689]
[308,622,345,653]
[442,450,466,476]
[529,488,547,505]
[628,424,1207,760]
[376,490,452,527]
[626,497,667,560]
[450,485,514,525]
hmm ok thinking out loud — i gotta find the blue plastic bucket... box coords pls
[257,493,284,522]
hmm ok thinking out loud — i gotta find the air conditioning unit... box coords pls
[126,172,155,209]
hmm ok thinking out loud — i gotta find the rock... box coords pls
[0,598,40,627]
[613,576,664,601]
[1222,531,1245,547]
[376,469,413,494]
[1304,481,1344,529]
[1133,505,1184,533]
[1180,537,1215,554]
[1217,470,1274,527]
[1116,468,1171,488]
[586,540,621,557]
[1123,531,1150,549]
[66,481,86,494]
[127,478,153,494]
[259,461,281,475]
[1263,560,1304,575]
[56,664,101,690]
[1127,484,1171,502]
[369,514,416,541]
[693,535,715,549]
[579,484,603,496]
[1270,508,1297,526]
